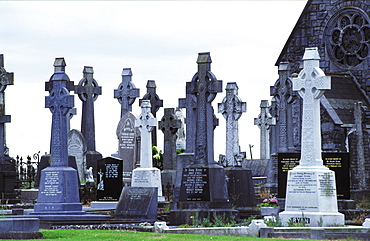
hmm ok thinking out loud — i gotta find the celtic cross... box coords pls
[218,82,246,166]
[45,58,75,167]
[74,66,102,151]
[114,68,140,118]
[293,47,331,167]
[187,52,222,164]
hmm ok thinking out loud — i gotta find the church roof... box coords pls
[322,73,370,125]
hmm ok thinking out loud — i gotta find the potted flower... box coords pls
[258,197,279,216]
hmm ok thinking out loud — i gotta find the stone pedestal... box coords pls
[131,167,165,202]
[0,159,19,204]
[32,166,84,215]
[225,167,256,208]
[279,166,344,226]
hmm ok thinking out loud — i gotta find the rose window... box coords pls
[326,9,370,68]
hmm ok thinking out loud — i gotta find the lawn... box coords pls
[3,229,315,241]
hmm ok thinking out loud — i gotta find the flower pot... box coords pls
[260,207,279,216]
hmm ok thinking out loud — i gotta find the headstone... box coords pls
[254,100,276,159]
[115,187,158,221]
[114,68,140,118]
[74,66,103,178]
[175,108,186,150]
[68,129,87,182]
[131,100,164,202]
[32,57,84,215]
[139,80,163,146]
[96,157,123,201]
[218,82,246,167]
[218,82,255,208]
[279,47,344,226]
[0,54,18,204]
[116,112,140,186]
[170,52,236,225]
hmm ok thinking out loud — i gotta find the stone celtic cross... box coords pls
[135,100,157,168]
[45,58,75,166]
[187,52,222,164]
[293,47,331,166]
[74,66,102,152]
[0,54,13,160]
[139,80,163,146]
[114,68,140,118]
[218,82,246,166]
[158,108,181,170]
[254,100,276,160]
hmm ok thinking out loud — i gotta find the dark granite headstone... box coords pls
[115,187,158,221]
[74,66,103,178]
[278,152,350,199]
[116,112,140,185]
[96,157,123,201]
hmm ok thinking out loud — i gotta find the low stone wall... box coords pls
[164,226,249,236]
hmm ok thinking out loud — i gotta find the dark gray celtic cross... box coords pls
[74,66,102,152]
[158,108,181,170]
[0,55,13,159]
[114,68,140,118]
[45,58,75,166]
[187,52,222,164]
[139,80,163,146]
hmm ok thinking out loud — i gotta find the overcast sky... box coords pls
[0,1,307,162]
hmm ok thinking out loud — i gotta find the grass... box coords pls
[1,229,315,241]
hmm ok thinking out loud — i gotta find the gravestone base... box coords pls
[131,167,165,202]
[169,208,238,226]
[161,170,176,202]
[32,166,85,215]
[279,166,345,227]
[0,159,19,204]
[86,151,103,179]
[225,167,256,208]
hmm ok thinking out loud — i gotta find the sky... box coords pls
[0,1,307,162]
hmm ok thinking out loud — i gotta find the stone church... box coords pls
[266,0,370,199]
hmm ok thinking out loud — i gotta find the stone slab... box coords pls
[89,201,118,210]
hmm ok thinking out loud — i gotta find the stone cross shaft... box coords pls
[254,100,276,159]
[187,52,222,164]
[158,108,181,170]
[74,66,102,151]
[0,54,13,159]
[218,82,246,166]
[114,68,140,118]
[178,93,196,153]
[139,80,163,147]
[45,58,75,167]
[135,100,157,168]
[293,47,331,166]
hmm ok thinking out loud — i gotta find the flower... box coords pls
[258,197,278,208]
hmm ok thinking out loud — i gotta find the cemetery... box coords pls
[4,0,370,240]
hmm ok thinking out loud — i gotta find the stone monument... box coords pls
[0,54,18,204]
[218,82,255,209]
[254,100,276,160]
[67,129,87,182]
[131,100,164,202]
[74,66,103,178]
[170,52,236,225]
[158,108,181,200]
[114,68,140,118]
[279,47,344,226]
[139,80,163,146]
[33,58,84,215]
[117,112,140,186]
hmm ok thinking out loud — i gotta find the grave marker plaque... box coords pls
[115,187,158,220]
[97,157,123,201]
[179,167,210,201]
